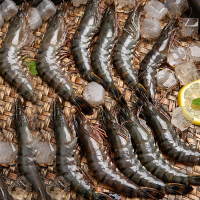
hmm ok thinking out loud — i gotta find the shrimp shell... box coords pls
[118,103,200,185]
[15,100,50,200]
[74,110,164,199]
[0,4,36,102]
[101,104,193,195]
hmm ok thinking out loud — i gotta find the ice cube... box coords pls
[175,61,200,85]
[35,141,55,164]
[37,0,56,21]
[71,0,88,7]
[115,0,136,12]
[167,46,187,66]
[144,0,168,20]
[29,8,42,30]
[180,18,199,37]
[0,0,18,21]
[0,141,17,164]
[164,0,189,17]
[0,13,4,27]
[83,82,105,107]
[186,41,200,62]
[157,68,177,88]
[140,18,161,39]
[171,107,192,131]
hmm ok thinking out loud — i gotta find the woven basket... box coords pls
[0,1,200,199]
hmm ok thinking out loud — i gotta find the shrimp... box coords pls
[91,3,126,105]
[15,99,50,200]
[71,0,107,89]
[53,99,113,200]
[74,109,164,199]
[118,103,200,185]
[141,101,200,166]
[138,19,177,104]
[100,104,193,195]
[113,4,147,100]
[0,4,36,102]
[0,174,13,200]
[37,4,93,115]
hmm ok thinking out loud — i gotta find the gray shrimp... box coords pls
[113,4,147,100]
[37,4,93,115]
[118,103,200,185]
[138,19,177,104]
[15,99,51,200]
[0,3,36,102]
[101,104,193,195]
[74,109,164,199]
[53,99,113,200]
[72,0,107,89]
[141,101,200,166]
[91,3,126,105]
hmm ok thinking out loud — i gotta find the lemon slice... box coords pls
[177,79,200,125]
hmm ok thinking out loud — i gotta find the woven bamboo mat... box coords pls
[0,0,199,199]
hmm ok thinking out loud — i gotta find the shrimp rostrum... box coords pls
[118,103,200,186]
[53,99,111,200]
[15,99,50,200]
[74,109,164,199]
[101,104,193,195]
[37,4,93,115]
[0,3,36,102]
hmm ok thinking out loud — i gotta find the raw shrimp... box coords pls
[142,101,200,166]
[53,99,113,200]
[101,104,193,195]
[91,3,126,105]
[113,4,147,99]
[72,0,107,89]
[37,4,93,115]
[15,100,50,200]
[118,103,200,185]
[138,19,177,104]
[0,4,36,102]
[74,109,164,199]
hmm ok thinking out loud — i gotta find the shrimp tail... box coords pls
[85,72,108,89]
[135,83,148,103]
[70,95,94,115]
[92,192,117,200]
[166,183,193,195]
[141,187,165,199]
[109,85,127,105]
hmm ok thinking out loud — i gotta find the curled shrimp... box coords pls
[91,3,126,105]
[74,109,164,199]
[37,3,93,115]
[53,99,112,200]
[15,99,50,200]
[113,4,147,99]
[138,19,178,104]
[72,0,107,89]
[0,3,36,102]
[118,103,200,186]
[101,104,193,195]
